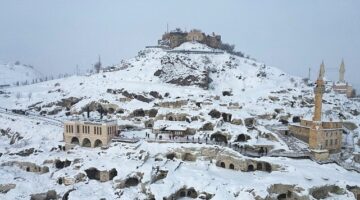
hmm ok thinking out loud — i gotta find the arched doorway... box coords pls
[277,193,287,200]
[179,190,186,197]
[71,137,80,145]
[236,134,250,142]
[82,138,91,147]
[248,164,254,172]
[94,139,103,148]
[229,163,235,170]
[211,132,228,144]
[257,163,263,170]
[147,123,153,128]
[168,116,174,121]
[265,163,272,172]
[220,162,226,168]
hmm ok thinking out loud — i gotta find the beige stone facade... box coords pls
[63,119,118,148]
[289,62,342,153]
[333,83,354,98]
[186,29,205,42]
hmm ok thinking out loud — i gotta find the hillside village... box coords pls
[1,30,360,200]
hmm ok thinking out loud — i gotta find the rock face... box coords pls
[163,186,213,200]
[0,184,16,194]
[30,190,58,200]
[266,184,307,200]
[132,109,145,117]
[115,172,143,189]
[56,97,82,109]
[54,159,71,169]
[208,109,221,119]
[2,161,49,174]
[150,167,168,183]
[84,167,117,182]
[215,155,277,173]
[309,185,345,200]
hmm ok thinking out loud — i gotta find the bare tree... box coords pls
[94,55,102,73]
[16,92,21,100]
[28,92,32,101]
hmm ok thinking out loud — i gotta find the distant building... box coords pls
[332,59,355,98]
[289,62,343,153]
[63,119,118,148]
[159,28,222,49]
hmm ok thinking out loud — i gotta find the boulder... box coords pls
[231,119,243,125]
[208,109,221,119]
[201,122,214,131]
[149,91,162,99]
[132,109,145,117]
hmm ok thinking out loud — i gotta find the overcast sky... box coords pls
[1,0,359,89]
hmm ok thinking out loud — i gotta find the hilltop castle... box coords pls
[289,62,343,154]
[158,28,222,49]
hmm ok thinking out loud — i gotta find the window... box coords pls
[77,125,80,133]
[335,139,338,145]
[325,140,328,146]
[100,127,102,135]
[94,127,96,135]
[330,139,333,145]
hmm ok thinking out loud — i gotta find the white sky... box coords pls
[0,0,359,90]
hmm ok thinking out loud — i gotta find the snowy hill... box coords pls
[1,42,360,200]
[0,62,42,86]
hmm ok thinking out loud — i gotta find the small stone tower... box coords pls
[313,61,325,121]
[339,59,345,83]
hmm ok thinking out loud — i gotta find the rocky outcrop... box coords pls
[163,186,213,200]
[149,91,163,99]
[150,167,168,183]
[56,97,82,109]
[201,122,214,131]
[2,161,49,174]
[0,184,16,194]
[148,109,158,118]
[208,109,221,119]
[85,167,118,182]
[114,172,143,189]
[309,185,345,200]
[54,159,71,169]
[244,118,255,128]
[265,184,307,200]
[30,190,59,200]
[132,109,145,117]
[231,119,243,125]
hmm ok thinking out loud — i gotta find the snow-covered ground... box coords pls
[0,62,42,86]
[1,42,360,199]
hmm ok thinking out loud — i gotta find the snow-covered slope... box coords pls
[0,62,42,86]
[1,42,360,200]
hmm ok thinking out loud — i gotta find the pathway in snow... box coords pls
[113,134,309,159]
[0,107,63,127]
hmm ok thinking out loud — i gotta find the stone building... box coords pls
[289,62,343,153]
[63,119,118,148]
[332,59,355,98]
[159,28,222,49]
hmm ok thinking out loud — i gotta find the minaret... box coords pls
[339,59,345,83]
[313,61,325,121]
